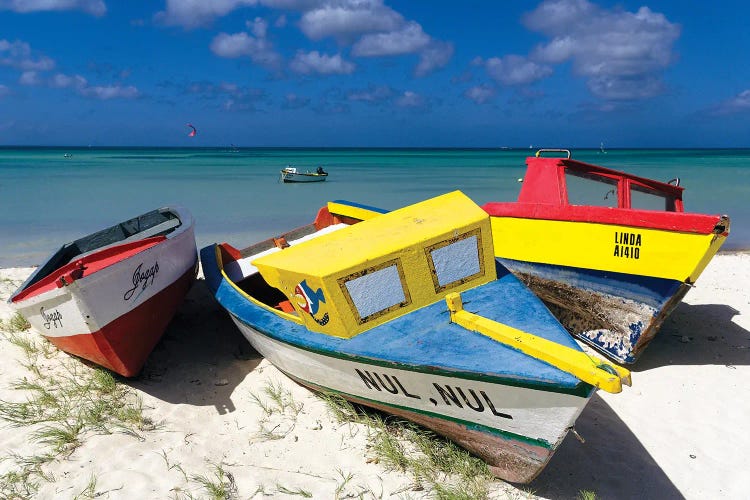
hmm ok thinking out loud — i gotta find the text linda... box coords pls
[613,231,641,259]
[355,369,512,419]
[40,307,63,329]
[124,261,159,301]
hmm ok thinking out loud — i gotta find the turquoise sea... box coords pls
[0,147,747,268]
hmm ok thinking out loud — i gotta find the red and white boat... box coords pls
[9,206,198,377]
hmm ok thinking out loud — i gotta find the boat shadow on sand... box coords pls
[124,279,742,498]
[633,302,750,370]
[131,277,263,415]
[530,393,682,499]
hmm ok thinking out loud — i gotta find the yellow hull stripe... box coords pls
[491,217,726,282]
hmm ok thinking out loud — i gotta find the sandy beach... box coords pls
[1,252,748,499]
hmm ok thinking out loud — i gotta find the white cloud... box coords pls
[154,0,258,29]
[485,55,552,86]
[211,32,255,58]
[49,72,139,99]
[274,14,287,28]
[415,41,453,77]
[396,90,425,108]
[289,51,355,75]
[352,22,430,57]
[50,72,87,89]
[0,39,55,72]
[210,28,282,68]
[351,21,453,76]
[156,0,452,76]
[248,17,267,38]
[711,89,750,115]
[299,1,403,42]
[186,81,266,110]
[523,0,680,100]
[282,93,310,109]
[0,0,106,16]
[19,71,40,85]
[0,84,9,97]
[465,85,496,104]
[81,84,139,99]
[347,85,394,103]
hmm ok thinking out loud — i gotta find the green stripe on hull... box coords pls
[282,368,555,450]
[234,314,594,399]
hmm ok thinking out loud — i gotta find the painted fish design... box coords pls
[294,279,326,316]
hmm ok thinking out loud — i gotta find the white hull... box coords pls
[13,223,197,340]
[230,315,588,447]
[281,171,327,183]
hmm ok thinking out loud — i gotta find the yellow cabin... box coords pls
[252,191,497,338]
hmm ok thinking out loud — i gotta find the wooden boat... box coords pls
[482,150,730,364]
[201,191,629,483]
[8,206,198,377]
[280,166,328,183]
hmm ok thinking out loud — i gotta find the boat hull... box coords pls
[281,171,327,183]
[11,218,198,377]
[200,192,604,483]
[228,313,589,483]
[489,215,728,363]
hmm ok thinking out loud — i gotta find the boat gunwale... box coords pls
[9,206,195,304]
[482,201,728,235]
[201,241,593,398]
[226,308,594,398]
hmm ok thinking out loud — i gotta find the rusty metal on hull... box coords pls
[512,271,691,363]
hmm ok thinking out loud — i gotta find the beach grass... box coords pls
[0,328,154,498]
[4,312,31,333]
[249,378,304,417]
[189,461,239,500]
[318,392,498,499]
[249,379,305,441]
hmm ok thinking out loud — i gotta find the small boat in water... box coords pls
[483,149,730,364]
[280,166,328,183]
[201,191,629,483]
[9,207,198,377]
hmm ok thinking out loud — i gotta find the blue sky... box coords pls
[0,0,748,147]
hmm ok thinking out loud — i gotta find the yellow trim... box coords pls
[215,246,303,325]
[445,292,631,394]
[327,201,383,221]
[491,217,727,282]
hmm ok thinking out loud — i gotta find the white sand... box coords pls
[1,253,748,499]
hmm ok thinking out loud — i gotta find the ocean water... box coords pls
[0,147,747,268]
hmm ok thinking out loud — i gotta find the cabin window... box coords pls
[564,170,619,208]
[425,229,484,293]
[630,184,676,211]
[338,259,411,324]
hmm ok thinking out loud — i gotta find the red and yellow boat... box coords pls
[482,150,729,364]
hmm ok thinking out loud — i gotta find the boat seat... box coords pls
[226,223,350,282]
[74,218,181,261]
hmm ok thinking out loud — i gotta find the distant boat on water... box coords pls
[280,166,328,183]
[599,142,607,154]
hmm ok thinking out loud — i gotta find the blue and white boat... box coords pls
[201,191,629,483]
